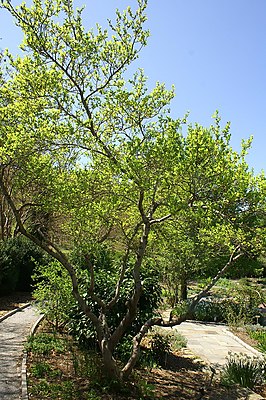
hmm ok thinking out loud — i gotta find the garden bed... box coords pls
[25,319,264,400]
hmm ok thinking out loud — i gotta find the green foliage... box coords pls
[30,379,76,400]
[143,328,187,367]
[0,236,46,295]
[151,332,171,365]
[225,279,265,326]
[25,333,67,355]
[192,299,229,322]
[71,348,103,380]
[185,279,265,325]
[204,254,265,279]
[151,327,187,352]
[68,246,162,349]
[30,362,61,379]
[247,327,266,353]
[221,353,265,389]
[32,260,75,331]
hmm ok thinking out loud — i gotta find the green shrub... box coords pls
[0,236,46,295]
[189,279,265,325]
[32,244,163,366]
[151,332,171,365]
[247,326,266,353]
[221,353,265,389]
[144,328,187,367]
[32,260,75,331]
[192,299,228,322]
[67,246,162,353]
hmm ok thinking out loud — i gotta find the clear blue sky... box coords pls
[0,0,265,174]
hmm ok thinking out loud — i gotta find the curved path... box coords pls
[172,321,262,368]
[0,305,40,400]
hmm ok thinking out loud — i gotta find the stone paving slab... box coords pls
[0,305,40,400]
[171,321,262,368]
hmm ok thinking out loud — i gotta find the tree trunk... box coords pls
[101,339,122,380]
[180,277,188,300]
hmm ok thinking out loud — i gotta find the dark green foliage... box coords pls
[32,260,74,331]
[221,353,265,389]
[192,299,235,322]
[184,279,265,325]
[30,362,54,378]
[151,332,171,365]
[33,244,162,360]
[68,246,162,353]
[0,236,46,295]
[202,254,264,280]
[140,329,187,368]
[226,256,264,279]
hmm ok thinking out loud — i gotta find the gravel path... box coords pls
[0,305,40,400]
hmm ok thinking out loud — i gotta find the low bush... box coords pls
[185,279,265,326]
[32,244,163,367]
[32,260,74,331]
[247,326,266,353]
[142,328,187,368]
[0,236,46,295]
[221,352,265,389]
[192,298,230,322]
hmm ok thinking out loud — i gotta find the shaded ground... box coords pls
[0,292,33,317]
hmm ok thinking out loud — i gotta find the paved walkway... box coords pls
[0,305,40,400]
[172,321,262,368]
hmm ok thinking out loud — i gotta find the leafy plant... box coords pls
[30,362,52,378]
[225,279,265,326]
[247,327,266,353]
[67,247,162,352]
[151,332,171,365]
[221,352,265,389]
[148,328,187,367]
[32,260,75,331]
[31,379,76,400]
[25,333,66,355]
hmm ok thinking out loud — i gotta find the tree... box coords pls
[0,0,265,381]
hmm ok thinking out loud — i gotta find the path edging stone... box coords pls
[21,311,44,400]
[224,328,262,357]
[0,303,31,323]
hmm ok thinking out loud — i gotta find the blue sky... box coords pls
[0,0,265,174]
